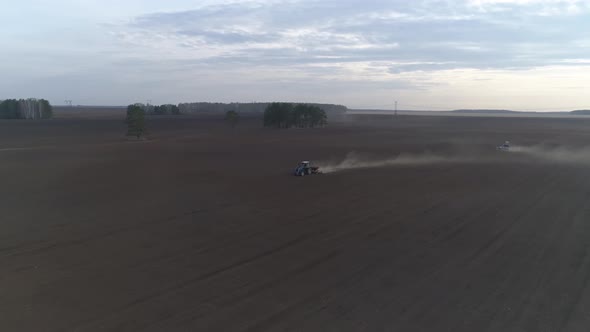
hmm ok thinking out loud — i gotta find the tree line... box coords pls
[0,99,53,119]
[264,103,327,128]
[131,103,181,115]
[151,104,180,115]
[179,102,347,115]
[125,102,330,139]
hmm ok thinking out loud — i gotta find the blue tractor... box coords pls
[294,161,321,176]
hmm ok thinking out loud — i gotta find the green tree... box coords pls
[126,104,146,138]
[263,103,327,128]
[225,110,240,128]
[0,99,20,119]
[288,104,327,128]
[308,105,327,127]
[292,104,305,128]
[264,102,293,128]
[39,99,53,119]
[153,105,165,115]
[0,98,53,119]
[169,104,181,115]
[151,104,180,115]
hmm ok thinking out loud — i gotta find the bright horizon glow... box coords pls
[1,0,589,111]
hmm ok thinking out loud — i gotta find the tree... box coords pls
[126,104,146,138]
[264,103,327,128]
[151,104,180,115]
[264,102,294,128]
[0,99,20,119]
[308,105,327,127]
[225,110,240,128]
[39,99,53,119]
[0,98,52,119]
[153,105,165,115]
[170,104,181,115]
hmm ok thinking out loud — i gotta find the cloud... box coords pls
[2,0,589,107]
[116,0,590,76]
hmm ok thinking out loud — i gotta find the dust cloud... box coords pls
[318,151,472,173]
[319,144,590,173]
[510,145,590,164]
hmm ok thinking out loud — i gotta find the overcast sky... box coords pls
[1,0,589,110]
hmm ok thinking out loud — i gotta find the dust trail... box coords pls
[318,151,473,173]
[318,145,590,174]
[510,145,590,164]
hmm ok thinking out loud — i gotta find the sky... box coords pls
[1,0,589,110]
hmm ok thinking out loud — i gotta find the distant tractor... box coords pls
[497,140,511,151]
[294,161,321,176]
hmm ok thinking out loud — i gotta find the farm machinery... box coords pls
[294,161,321,176]
[496,141,511,151]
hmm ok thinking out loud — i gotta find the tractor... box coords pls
[497,140,511,151]
[294,161,321,176]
